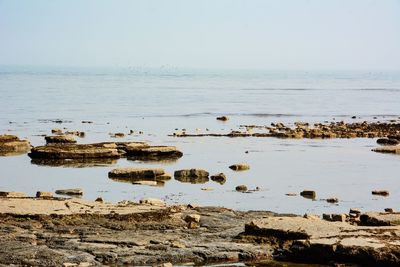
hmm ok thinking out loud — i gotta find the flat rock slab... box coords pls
[174,169,210,184]
[243,216,400,266]
[125,145,183,161]
[0,134,31,156]
[55,189,84,196]
[0,199,273,266]
[29,144,121,159]
[372,145,400,154]
[0,197,163,215]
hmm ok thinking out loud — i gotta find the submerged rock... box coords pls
[0,134,31,156]
[45,135,77,144]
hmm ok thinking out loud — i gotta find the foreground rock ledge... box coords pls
[0,197,271,266]
[242,216,400,266]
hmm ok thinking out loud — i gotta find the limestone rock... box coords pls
[229,163,250,171]
[210,173,227,184]
[109,168,168,182]
[0,134,31,156]
[55,188,83,196]
[36,191,53,198]
[29,143,121,159]
[0,191,27,198]
[300,190,316,199]
[235,185,248,192]
[184,214,201,223]
[45,135,77,144]
[372,190,389,196]
[216,116,230,121]
[174,169,209,184]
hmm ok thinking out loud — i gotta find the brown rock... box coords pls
[372,190,389,196]
[300,190,316,199]
[326,197,339,203]
[235,185,248,192]
[0,191,27,198]
[55,188,83,196]
[45,135,77,144]
[0,134,31,155]
[210,173,227,184]
[36,191,53,198]
[216,116,230,121]
[229,163,250,171]
[29,143,121,159]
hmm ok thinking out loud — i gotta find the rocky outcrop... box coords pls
[242,216,400,266]
[0,134,31,156]
[360,212,400,226]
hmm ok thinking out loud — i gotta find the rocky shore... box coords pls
[0,196,399,266]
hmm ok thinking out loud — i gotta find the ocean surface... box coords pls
[1,66,400,214]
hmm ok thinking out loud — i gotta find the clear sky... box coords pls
[0,0,399,70]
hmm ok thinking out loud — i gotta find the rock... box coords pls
[376,138,399,146]
[109,168,169,181]
[216,116,230,121]
[125,145,183,160]
[184,214,201,223]
[300,190,316,199]
[210,173,227,184]
[385,208,394,213]
[285,193,297,196]
[0,191,27,198]
[229,163,250,171]
[0,134,31,156]
[303,214,320,220]
[200,187,213,191]
[372,145,400,154]
[331,214,347,222]
[372,190,389,196]
[55,188,83,196]
[81,120,93,124]
[349,208,361,214]
[235,185,248,192]
[111,132,125,138]
[153,263,173,267]
[174,169,209,178]
[170,241,186,248]
[326,197,339,203]
[360,212,400,226]
[29,143,121,159]
[95,197,104,203]
[65,131,85,137]
[244,216,400,266]
[45,135,77,144]
[139,198,165,206]
[36,191,53,198]
[51,128,63,134]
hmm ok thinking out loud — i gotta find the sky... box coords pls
[0,0,399,70]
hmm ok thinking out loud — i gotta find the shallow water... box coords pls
[1,66,400,215]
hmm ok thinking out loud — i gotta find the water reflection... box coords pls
[175,176,209,184]
[30,158,118,168]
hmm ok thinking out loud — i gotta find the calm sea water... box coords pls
[1,66,400,214]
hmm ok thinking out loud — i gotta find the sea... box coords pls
[1,66,400,215]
